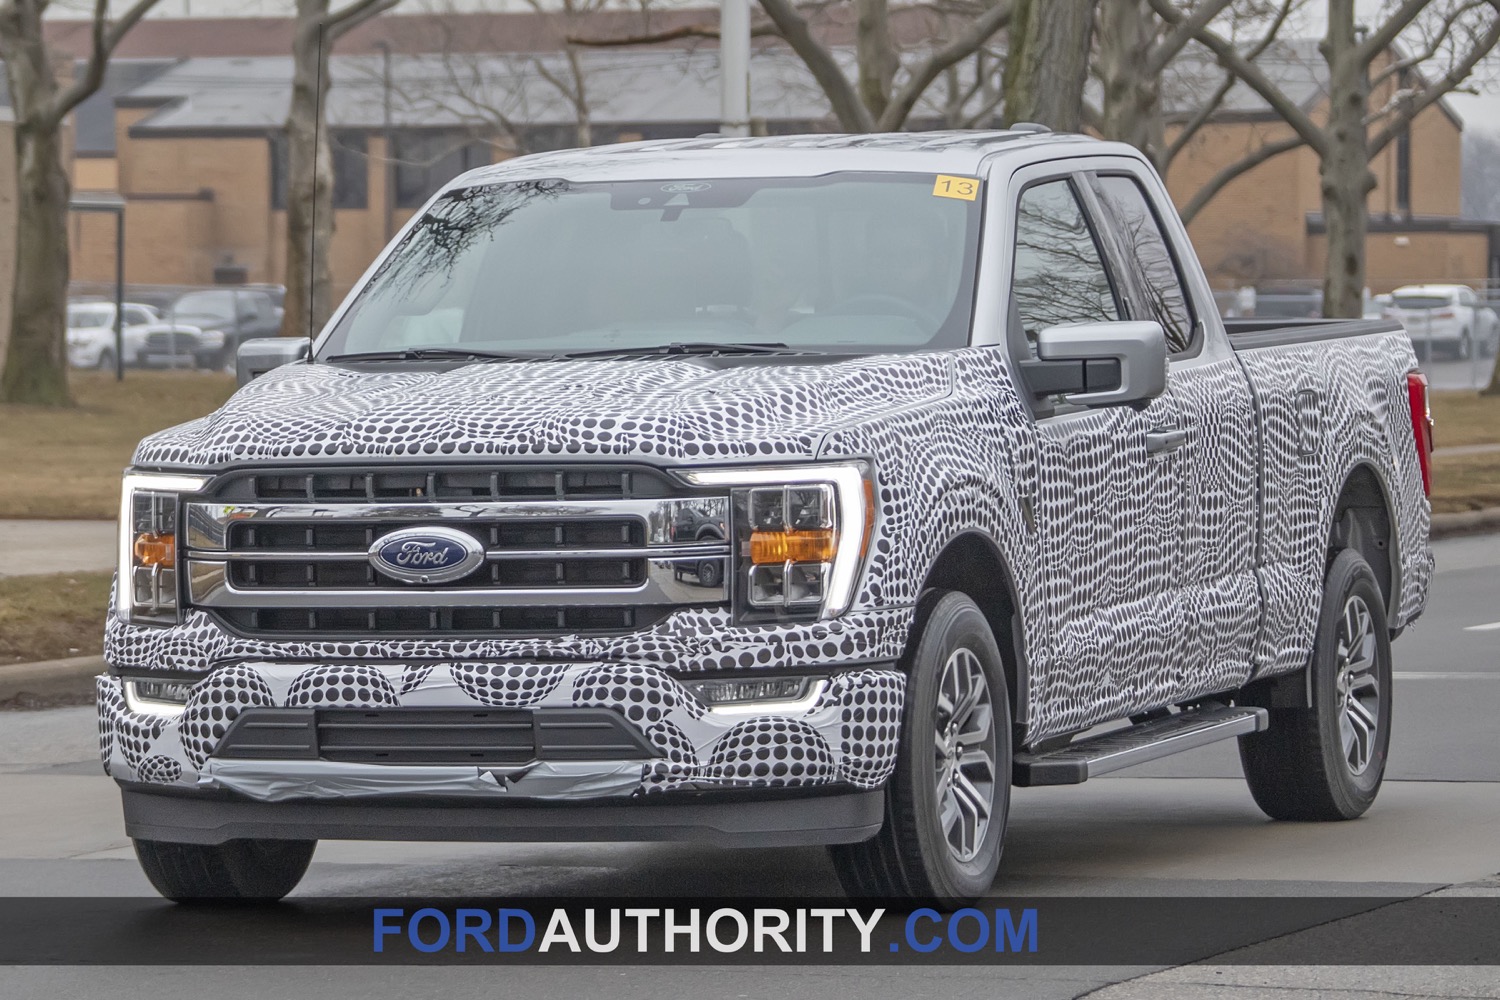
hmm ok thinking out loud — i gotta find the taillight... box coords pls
[1407,370,1433,496]
[1435,308,1455,319]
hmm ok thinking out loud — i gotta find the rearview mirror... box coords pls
[236,338,310,387]
[1019,321,1167,407]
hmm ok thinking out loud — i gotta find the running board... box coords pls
[1012,704,1269,786]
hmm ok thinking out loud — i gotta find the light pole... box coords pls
[719,0,750,137]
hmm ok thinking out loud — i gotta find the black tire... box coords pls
[830,591,1011,905]
[695,558,724,589]
[1239,549,1392,821]
[133,838,316,902]
[96,349,116,372]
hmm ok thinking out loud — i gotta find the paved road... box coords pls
[0,520,115,578]
[1423,352,1497,391]
[0,534,1496,997]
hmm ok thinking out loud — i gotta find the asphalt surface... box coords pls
[0,534,1496,997]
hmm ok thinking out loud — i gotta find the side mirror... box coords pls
[236,338,310,387]
[1019,320,1167,407]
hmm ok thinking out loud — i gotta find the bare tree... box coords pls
[280,0,401,341]
[1002,0,1096,130]
[1090,0,1299,172]
[737,1,1013,131]
[0,0,160,405]
[1151,0,1500,317]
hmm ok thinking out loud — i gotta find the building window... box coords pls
[392,131,491,209]
[269,129,370,211]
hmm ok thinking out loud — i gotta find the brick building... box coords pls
[17,12,1499,300]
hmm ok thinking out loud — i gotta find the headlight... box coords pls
[679,463,875,621]
[196,329,226,349]
[118,472,211,624]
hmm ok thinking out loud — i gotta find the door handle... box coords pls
[1145,426,1189,454]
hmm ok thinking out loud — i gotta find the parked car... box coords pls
[66,301,200,370]
[1387,283,1500,360]
[164,288,282,370]
[102,132,1432,905]
[1251,285,1323,319]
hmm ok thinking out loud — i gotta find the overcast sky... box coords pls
[48,0,1500,134]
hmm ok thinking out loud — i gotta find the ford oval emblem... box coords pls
[368,526,485,585]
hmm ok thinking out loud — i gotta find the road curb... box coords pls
[0,655,104,700]
[1430,507,1500,539]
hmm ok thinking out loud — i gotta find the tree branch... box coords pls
[1180,132,1305,223]
[1145,0,1234,78]
[1370,0,1488,87]
[1147,0,1326,155]
[757,0,876,130]
[1368,1,1500,156]
[876,0,1013,131]
[1357,0,1435,63]
[567,21,780,46]
[1164,0,1296,168]
[326,0,401,39]
[53,0,161,121]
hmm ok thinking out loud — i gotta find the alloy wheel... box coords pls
[1335,594,1381,776]
[933,647,997,862]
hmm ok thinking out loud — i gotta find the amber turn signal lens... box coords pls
[750,529,835,565]
[133,532,176,567]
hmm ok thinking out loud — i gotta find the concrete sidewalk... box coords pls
[0,520,115,578]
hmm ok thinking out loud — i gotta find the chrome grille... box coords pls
[144,330,198,355]
[183,466,731,638]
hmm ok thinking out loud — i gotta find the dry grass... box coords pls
[0,570,112,664]
[1429,390,1500,449]
[0,370,235,519]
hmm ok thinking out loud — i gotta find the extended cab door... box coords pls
[1002,165,1193,733]
[1085,165,1260,701]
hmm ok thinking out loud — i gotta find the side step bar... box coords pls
[1012,704,1269,787]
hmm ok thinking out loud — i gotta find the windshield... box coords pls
[172,291,234,322]
[316,173,983,360]
[1392,295,1450,310]
[68,305,113,329]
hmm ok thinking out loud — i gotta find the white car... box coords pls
[1386,284,1500,360]
[66,302,202,370]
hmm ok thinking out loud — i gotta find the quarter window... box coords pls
[1092,174,1197,353]
[1011,180,1120,348]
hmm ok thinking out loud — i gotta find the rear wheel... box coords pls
[830,591,1010,904]
[1239,549,1392,821]
[695,558,723,589]
[133,838,316,902]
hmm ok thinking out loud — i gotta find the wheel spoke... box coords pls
[933,645,998,862]
[956,704,992,747]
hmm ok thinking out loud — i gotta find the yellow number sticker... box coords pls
[932,175,980,201]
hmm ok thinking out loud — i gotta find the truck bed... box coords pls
[1224,317,1405,351]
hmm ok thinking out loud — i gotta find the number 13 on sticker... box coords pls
[932,175,979,201]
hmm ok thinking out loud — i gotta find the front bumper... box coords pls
[97,660,904,806]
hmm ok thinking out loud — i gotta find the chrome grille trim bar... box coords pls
[191,543,728,563]
[185,499,718,551]
[187,558,729,608]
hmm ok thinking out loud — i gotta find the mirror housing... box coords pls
[236,337,310,387]
[1019,321,1167,407]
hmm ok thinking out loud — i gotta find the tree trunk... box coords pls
[1094,0,1163,164]
[1,124,73,405]
[1318,0,1374,319]
[1003,0,1097,132]
[280,1,336,340]
[0,0,72,405]
[854,0,896,123]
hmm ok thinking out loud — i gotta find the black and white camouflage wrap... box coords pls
[100,330,1431,799]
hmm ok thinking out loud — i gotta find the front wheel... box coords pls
[1239,549,1392,820]
[830,591,1011,905]
[133,838,316,902]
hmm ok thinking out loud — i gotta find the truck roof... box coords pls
[452,129,1110,189]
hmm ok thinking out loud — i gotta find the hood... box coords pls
[134,354,954,468]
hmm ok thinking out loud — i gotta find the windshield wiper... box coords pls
[555,342,811,360]
[324,347,545,363]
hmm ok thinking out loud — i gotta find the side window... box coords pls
[1092,174,1196,353]
[1460,289,1475,307]
[124,306,150,326]
[1011,179,1120,348]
